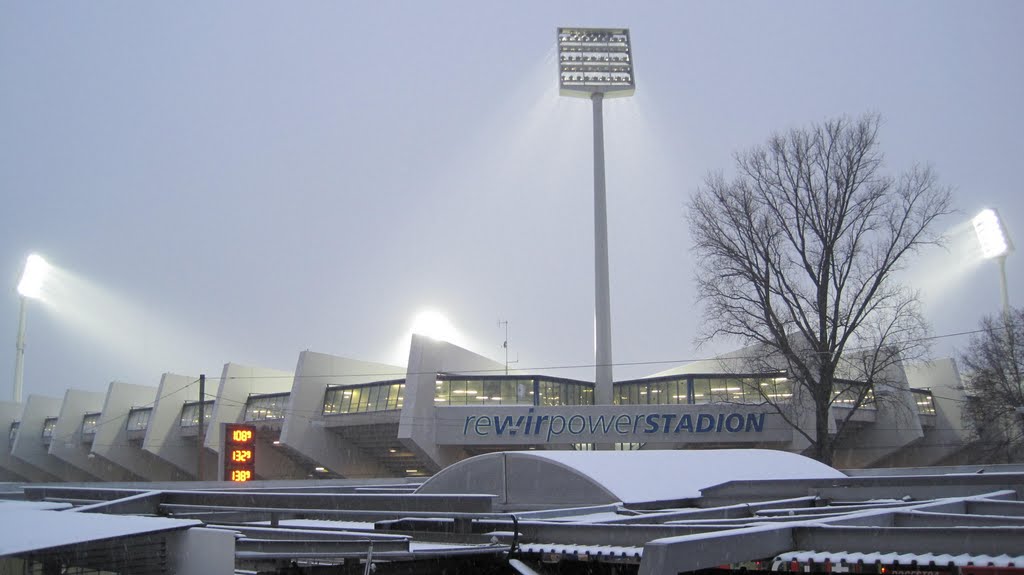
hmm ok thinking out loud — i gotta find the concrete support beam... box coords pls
[399,335,505,471]
[48,389,137,481]
[280,350,404,479]
[92,382,190,481]
[143,373,210,478]
[12,395,97,481]
[0,400,56,482]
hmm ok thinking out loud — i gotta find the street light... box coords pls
[558,27,635,406]
[13,254,50,403]
[972,208,1014,317]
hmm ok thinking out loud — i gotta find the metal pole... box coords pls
[999,255,1011,319]
[197,373,205,481]
[591,91,613,406]
[12,296,26,403]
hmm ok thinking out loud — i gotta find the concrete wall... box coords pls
[11,395,95,481]
[92,382,191,481]
[280,350,405,479]
[833,360,923,468]
[143,373,213,479]
[203,363,293,481]
[0,401,55,482]
[399,335,506,471]
[877,358,970,467]
[48,389,136,481]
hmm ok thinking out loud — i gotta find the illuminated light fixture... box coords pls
[17,254,50,300]
[314,466,328,473]
[558,27,634,98]
[972,208,1014,317]
[973,208,1013,259]
[405,469,418,474]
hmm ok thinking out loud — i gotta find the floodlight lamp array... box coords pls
[558,27,635,98]
[17,254,50,300]
[973,208,1013,259]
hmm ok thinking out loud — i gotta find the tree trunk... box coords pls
[815,399,834,466]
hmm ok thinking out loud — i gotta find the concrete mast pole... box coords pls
[999,255,1011,320]
[13,296,26,403]
[592,91,613,406]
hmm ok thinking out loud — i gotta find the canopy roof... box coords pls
[417,449,844,508]
[0,500,200,557]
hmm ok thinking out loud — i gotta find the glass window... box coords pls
[349,387,364,412]
[127,408,152,431]
[436,379,450,405]
[758,377,793,403]
[179,401,213,428]
[387,383,400,410]
[483,380,502,404]
[581,386,594,405]
[42,417,57,439]
[832,382,875,409]
[466,379,483,405]
[692,378,710,404]
[436,376,589,407]
[913,390,936,415]
[324,381,405,415]
[366,386,381,412]
[82,413,101,435]
[629,383,641,405]
[244,394,289,421]
[501,380,517,404]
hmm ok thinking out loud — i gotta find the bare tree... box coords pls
[961,309,1024,463]
[687,114,952,465]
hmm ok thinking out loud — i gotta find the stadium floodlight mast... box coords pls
[972,208,1014,318]
[13,254,50,403]
[558,27,635,405]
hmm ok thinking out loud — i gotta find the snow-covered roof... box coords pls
[0,506,201,557]
[525,450,844,502]
[777,550,1024,568]
[417,449,844,507]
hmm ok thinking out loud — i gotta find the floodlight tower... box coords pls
[13,254,50,403]
[558,27,635,405]
[972,208,1014,318]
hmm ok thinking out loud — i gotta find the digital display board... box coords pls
[221,423,257,482]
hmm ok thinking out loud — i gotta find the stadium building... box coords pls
[0,334,970,483]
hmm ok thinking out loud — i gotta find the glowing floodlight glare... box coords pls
[411,310,458,343]
[973,209,1012,259]
[17,254,51,300]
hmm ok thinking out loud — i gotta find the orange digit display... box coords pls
[222,423,257,482]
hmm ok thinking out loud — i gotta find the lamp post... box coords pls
[972,208,1014,318]
[13,254,50,403]
[557,27,635,406]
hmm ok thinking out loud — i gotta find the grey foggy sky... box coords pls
[1,1,1022,400]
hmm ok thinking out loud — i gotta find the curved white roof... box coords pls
[524,449,845,502]
[418,449,845,506]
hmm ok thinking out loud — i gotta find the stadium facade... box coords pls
[1,334,971,483]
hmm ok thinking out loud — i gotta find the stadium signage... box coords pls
[434,404,791,445]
